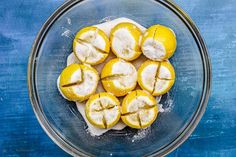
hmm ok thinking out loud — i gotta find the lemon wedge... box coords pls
[121,90,158,129]
[137,60,175,96]
[141,25,176,61]
[110,22,142,61]
[59,64,99,102]
[73,26,110,65]
[85,92,121,129]
[101,58,137,97]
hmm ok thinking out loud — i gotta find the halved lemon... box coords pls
[110,22,142,61]
[141,25,176,61]
[59,64,99,102]
[137,60,175,96]
[73,26,110,65]
[121,90,158,129]
[85,92,121,128]
[101,58,137,97]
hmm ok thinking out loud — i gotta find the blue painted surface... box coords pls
[0,0,235,156]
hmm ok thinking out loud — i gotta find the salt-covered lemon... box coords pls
[110,22,142,61]
[101,58,137,97]
[137,60,175,96]
[141,25,176,61]
[121,90,158,129]
[85,92,121,129]
[73,26,110,65]
[59,64,99,102]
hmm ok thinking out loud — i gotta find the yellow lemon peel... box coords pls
[121,90,158,129]
[141,25,176,61]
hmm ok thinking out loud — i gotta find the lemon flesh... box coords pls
[59,64,99,102]
[138,60,175,96]
[110,22,142,61]
[101,58,137,97]
[85,92,121,129]
[141,25,177,61]
[95,17,146,36]
[73,26,110,65]
[121,90,158,129]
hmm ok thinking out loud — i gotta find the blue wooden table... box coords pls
[1,0,236,156]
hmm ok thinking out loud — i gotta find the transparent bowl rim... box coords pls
[27,0,211,156]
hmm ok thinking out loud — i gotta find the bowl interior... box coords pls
[34,0,204,156]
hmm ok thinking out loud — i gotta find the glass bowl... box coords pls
[28,0,211,156]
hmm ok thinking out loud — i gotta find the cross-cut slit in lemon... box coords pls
[138,60,175,96]
[85,92,121,129]
[59,64,99,102]
[73,26,110,65]
[121,90,158,129]
[110,22,142,61]
[101,58,137,97]
[141,25,177,61]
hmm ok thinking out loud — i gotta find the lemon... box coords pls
[137,60,175,96]
[141,25,177,61]
[73,26,110,65]
[121,90,158,129]
[85,92,121,128]
[59,64,99,102]
[101,58,137,97]
[110,22,142,61]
